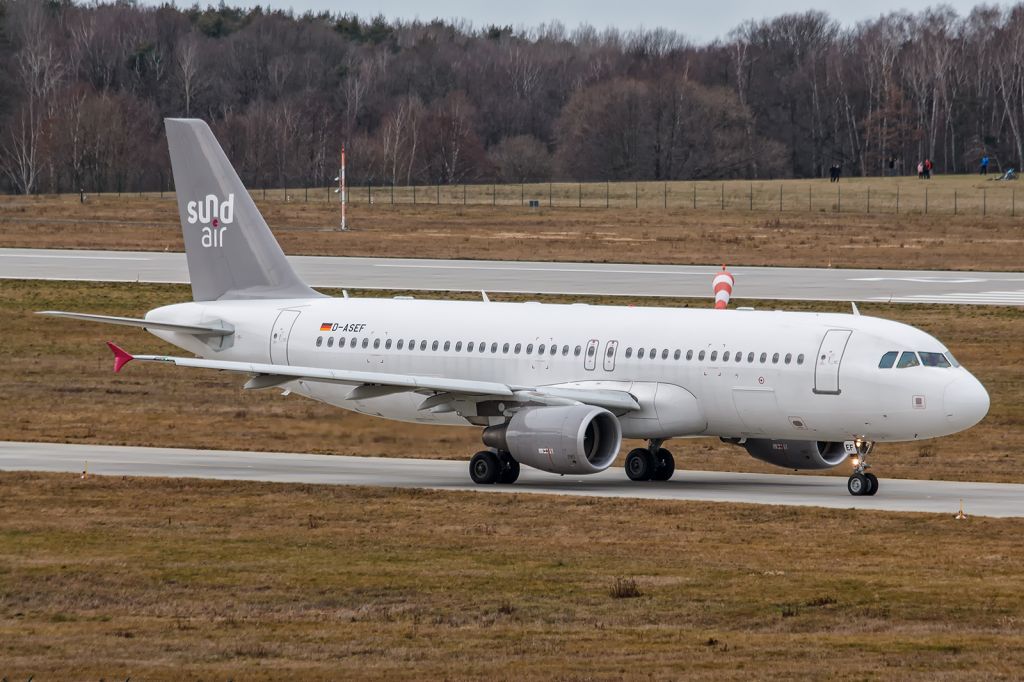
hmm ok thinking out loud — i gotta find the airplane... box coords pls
[40,119,990,497]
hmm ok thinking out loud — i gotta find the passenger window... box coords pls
[327,337,334,348]
[455,341,463,352]
[514,343,522,354]
[316,336,323,347]
[638,348,645,359]
[587,345,596,357]
[897,351,920,368]
[686,350,693,360]
[649,348,656,359]
[759,352,767,363]
[878,351,898,369]
[431,340,439,351]
[443,341,450,351]
[351,337,358,348]
[526,344,534,354]
[362,338,369,349]
[480,343,487,353]
[574,345,582,357]
[723,351,730,361]
[420,340,427,351]
[503,343,510,353]
[796,354,804,365]
[467,342,474,352]
[919,352,950,368]
[674,349,681,360]
[385,339,393,350]
[607,346,615,357]
[538,344,546,354]
[698,350,706,361]
[784,353,792,364]
[562,345,569,356]
[373,338,381,349]
[397,339,404,350]
[772,353,779,364]
[492,343,499,353]
[735,352,742,363]
[550,345,557,356]
[710,351,717,361]
[625,347,633,358]
[747,352,754,363]
[662,349,669,360]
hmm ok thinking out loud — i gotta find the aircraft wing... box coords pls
[39,311,233,336]
[105,343,641,413]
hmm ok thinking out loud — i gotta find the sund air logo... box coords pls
[186,194,234,248]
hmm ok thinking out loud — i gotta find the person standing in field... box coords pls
[980,155,990,175]
[917,161,924,179]
[924,158,933,179]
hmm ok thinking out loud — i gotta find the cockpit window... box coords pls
[919,352,951,368]
[878,351,898,369]
[896,351,920,368]
[946,352,960,368]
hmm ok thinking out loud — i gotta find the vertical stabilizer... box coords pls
[165,118,321,301]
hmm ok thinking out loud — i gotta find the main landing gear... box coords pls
[847,439,878,496]
[625,439,675,482]
[469,450,520,485]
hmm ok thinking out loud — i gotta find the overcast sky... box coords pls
[233,1,1005,43]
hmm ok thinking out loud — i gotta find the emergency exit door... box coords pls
[269,310,301,365]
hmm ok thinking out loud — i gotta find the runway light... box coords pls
[955,499,968,520]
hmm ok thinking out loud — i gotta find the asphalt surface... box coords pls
[2,248,1024,304]
[2,441,1020,517]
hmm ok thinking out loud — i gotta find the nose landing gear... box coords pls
[847,439,878,496]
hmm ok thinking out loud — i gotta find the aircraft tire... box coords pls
[651,448,675,481]
[864,473,879,496]
[625,448,654,481]
[847,473,868,496]
[496,454,520,484]
[470,450,501,484]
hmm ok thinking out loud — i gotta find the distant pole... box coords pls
[954,190,957,215]
[606,181,609,208]
[304,186,308,202]
[867,187,870,213]
[367,183,371,204]
[635,182,638,209]
[808,185,811,212]
[663,182,667,209]
[778,184,782,212]
[578,183,582,208]
[896,185,900,214]
[1013,189,1016,217]
[692,184,696,209]
[549,182,552,208]
[436,184,440,205]
[413,185,417,204]
[983,187,987,216]
[720,183,724,210]
[391,183,394,205]
[521,183,524,206]
[337,145,347,231]
[464,184,467,205]
[749,183,753,210]
[925,187,928,215]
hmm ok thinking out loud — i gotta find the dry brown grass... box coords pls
[1,279,1020,484]
[2,173,1024,271]
[0,470,1021,679]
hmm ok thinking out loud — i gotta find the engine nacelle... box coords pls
[482,405,621,475]
[741,439,849,470]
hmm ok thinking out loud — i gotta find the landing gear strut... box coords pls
[847,439,878,496]
[625,439,675,482]
[469,450,520,485]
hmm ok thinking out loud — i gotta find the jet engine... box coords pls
[482,405,621,475]
[741,439,849,470]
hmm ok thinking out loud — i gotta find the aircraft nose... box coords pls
[943,373,990,431]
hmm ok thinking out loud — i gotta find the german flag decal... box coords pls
[320,322,332,332]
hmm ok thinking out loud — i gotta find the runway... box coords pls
[3,248,1024,304]
[2,441,1021,517]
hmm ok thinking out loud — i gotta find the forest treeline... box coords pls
[2,0,1024,194]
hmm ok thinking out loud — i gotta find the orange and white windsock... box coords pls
[713,265,734,309]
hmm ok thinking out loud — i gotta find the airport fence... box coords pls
[34,177,1024,218]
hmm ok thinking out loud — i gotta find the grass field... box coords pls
[1,471,1022,679]
[2,279,1020,484]
[2,174,1023,271]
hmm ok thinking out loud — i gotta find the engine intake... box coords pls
[740,439,849,470]
[483,405,621,475]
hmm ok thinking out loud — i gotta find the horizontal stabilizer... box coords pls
[38,311,233,336]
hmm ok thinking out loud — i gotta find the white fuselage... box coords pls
[147,297,989,444]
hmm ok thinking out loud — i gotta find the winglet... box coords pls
[106,341,134,373]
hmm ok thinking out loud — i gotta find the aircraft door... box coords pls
[603,340,618,371]
[269,309,301,365]
[813,329,852,395]
[584,339,599,371]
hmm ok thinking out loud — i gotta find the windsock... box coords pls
[713,265,734,309]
